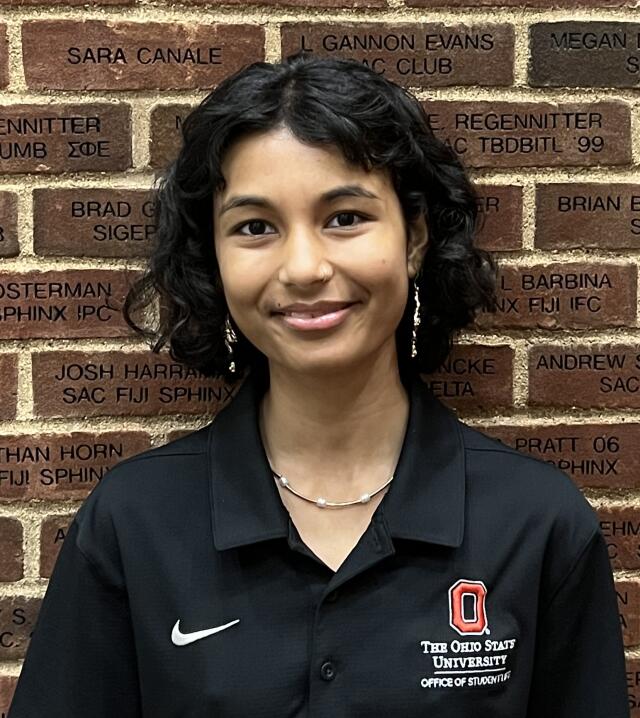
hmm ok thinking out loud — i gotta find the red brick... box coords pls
[32,350,240,418]
[281,23,514,87]
[0,596,40,660]
[481,424,640,489]
[149,104,194,169]
[0,676,18,718]
[40,515,72,578]
[0,103,131,173]
[0,354,17,420]
[421,100,631,168]
[34,188,155,258]
[529,345,640,409]
[474,185,522,251]
[536,183,640,250]
[475,263,636,330]
[599,508,640,570]
[0,269,142,339]
[616,580,640,647]
[22,21,265,91]
[420,344,513,413]
[0,431,151,501]
[0,517,22,581]
[0,191,18,257]
[0,25,8,89]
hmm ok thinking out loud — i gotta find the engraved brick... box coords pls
[529,344,640,409]
[23,21,265,91]
[32,351,239,418]
[149,104,194,169]
[0,517,23,581]
[0,191,19,257]
[616,580,640,647]
[530,22,640,88]
[0,676,18,718]
[475,263,637,330]
[0,431,151,501]
[481,424,640,489]
[40,515,73,578]
[421,100,631,168]
[536,183,640,250]
[0,354,17,420]
[599,508,640,570]
[420,344,513,413]
[0,596,40,659]
[474,185,522,251]
[629,657,640,715]
[0,270,142,339]
[0,103,131,174]
[34,188,156,257]
[281,23,514,87]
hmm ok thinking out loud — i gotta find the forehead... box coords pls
[215,126,392,204]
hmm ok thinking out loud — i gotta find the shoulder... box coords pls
[70,424,213,585]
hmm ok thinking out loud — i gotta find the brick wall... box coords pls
[0,1,639,713]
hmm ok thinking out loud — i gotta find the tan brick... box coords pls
[0,354,18,420]
[529,345,640,409]
[421,100,631,168]
[0,431,151,501]
[149,104,194,169]
[23,21,265,91]
[481,424,640,489]
[599,508,640,570]
[0,191,19,257]
[616,580,640,647]
[0,103,131,174]
[32,351,239,418]
[0,517,22,581]
[420,344,513,413]
[536,183,640,250]
[280,23,514,87]
[474,185,522,251]
[0,269,142,339]
[34,188,156,258]
[0,596,40,660]
[475,263,637,330]
[40,515,73,578]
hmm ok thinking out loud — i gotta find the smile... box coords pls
[274,303,357,331]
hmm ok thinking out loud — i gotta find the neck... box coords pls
[257,351,411,501]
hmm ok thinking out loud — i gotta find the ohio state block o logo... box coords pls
[448,579,489,636]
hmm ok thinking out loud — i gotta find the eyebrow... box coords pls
[218,184,380,217]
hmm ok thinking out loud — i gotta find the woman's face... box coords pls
[212,125,428,378]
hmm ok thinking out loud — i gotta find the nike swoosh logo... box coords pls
[171,618,240,646]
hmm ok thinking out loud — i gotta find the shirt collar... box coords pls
[208,368,465,551]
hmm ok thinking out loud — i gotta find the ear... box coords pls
[406,214,429,279]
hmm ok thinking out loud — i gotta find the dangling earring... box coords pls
[411,278,421,359]
[224,313,237,374]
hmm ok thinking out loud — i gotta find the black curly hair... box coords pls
[123,50,497,385]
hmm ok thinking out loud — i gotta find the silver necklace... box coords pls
[271,469,394,508]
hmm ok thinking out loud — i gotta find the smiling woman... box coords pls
[7,50,629,718]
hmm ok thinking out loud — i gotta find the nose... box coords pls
[277,227,332,286]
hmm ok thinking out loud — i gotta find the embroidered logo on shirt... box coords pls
[418,578,518,691]
[171,618,240,646]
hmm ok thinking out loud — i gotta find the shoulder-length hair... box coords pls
[123,50,497,385]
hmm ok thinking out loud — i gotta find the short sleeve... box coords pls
[526,528,629,717]
[7,517,142,718]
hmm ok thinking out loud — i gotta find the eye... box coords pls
[233,212,369,238]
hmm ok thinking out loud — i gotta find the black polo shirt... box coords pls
[8,369,629,717]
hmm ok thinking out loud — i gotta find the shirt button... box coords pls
[320,660,336,681]
[326,590,339,603]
